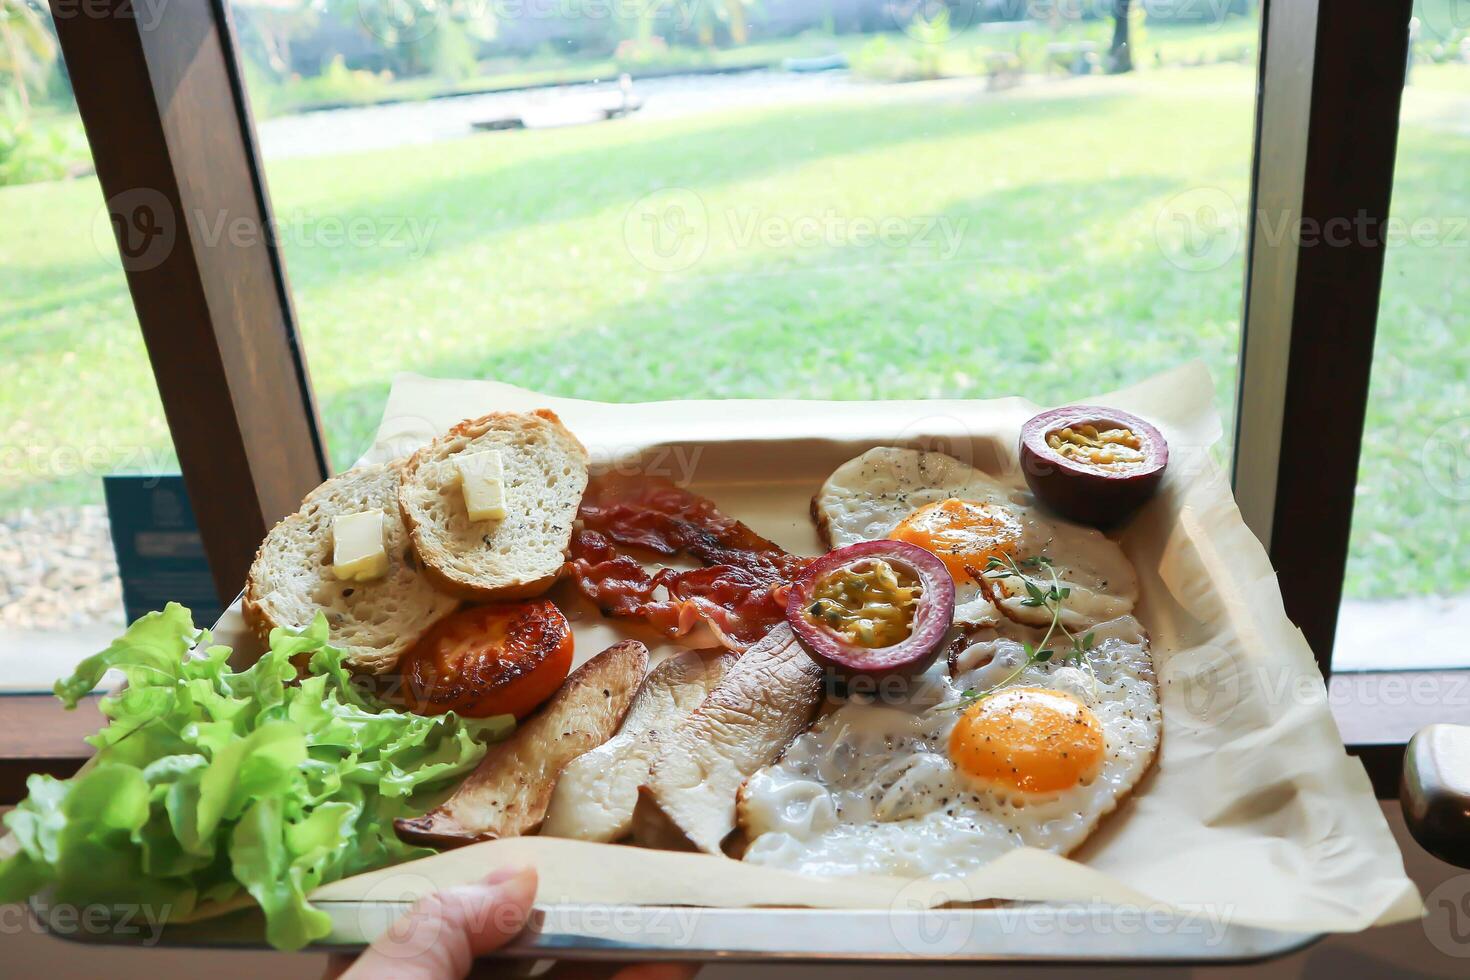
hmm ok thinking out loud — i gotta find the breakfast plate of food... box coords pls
[1,363,1421,962]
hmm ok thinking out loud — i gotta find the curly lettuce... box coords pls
[0,604,510,950]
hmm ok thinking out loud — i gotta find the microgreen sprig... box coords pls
[935,553,1097,712]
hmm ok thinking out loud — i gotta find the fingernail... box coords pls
[486,863,531,886]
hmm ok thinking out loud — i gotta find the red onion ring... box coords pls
[785,539,956,677]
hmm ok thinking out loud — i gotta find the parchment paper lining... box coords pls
[303,362,1419,934]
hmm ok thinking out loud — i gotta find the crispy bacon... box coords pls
[578,476,806,572]
[567,477,810,650]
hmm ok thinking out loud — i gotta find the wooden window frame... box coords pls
[0,0,330,798]
[2,0,1428,798]
[50,0,330,600]
[1231,0,1418,795]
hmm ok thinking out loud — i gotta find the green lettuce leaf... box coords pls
[0,603,507,950]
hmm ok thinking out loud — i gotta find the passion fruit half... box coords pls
[1019,405,1168,527]
[785,539,955,678]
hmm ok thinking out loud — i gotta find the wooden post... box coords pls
[49,0,329,601]
[1234,0,1413,678]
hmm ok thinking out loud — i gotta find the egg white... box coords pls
[738,616,1160,879]
[813,447,1137,630]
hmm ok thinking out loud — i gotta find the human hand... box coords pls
[327,865,696,980]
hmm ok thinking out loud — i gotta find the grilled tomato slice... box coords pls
[399,600,573,719]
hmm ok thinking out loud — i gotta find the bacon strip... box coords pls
[567,477,809,650]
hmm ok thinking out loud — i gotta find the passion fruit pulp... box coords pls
[1019,405,1168,527]
[785,539,955,678]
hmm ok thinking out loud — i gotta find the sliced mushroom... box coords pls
[636,624,825,854]
[541,648,735,843]
[395,639,648,846]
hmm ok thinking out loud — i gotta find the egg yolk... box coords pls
[948,687,1105,795]
[888,498,1022,584]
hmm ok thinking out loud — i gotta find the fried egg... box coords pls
[813,448,1137,629]
[738,615,1160,878]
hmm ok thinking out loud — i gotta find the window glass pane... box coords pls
[231,1,1261,473]
[1333,0,1470,671]
[1,5,181,687]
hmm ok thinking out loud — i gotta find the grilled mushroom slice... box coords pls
[395,639,647,846]
[636,624,824,854]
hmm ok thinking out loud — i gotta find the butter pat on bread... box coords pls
[244,461,458,674]
[331,509,389,581]
[399,409,589,601]
[455,449,508,522]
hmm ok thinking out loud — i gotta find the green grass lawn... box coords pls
[2,62,1466,600]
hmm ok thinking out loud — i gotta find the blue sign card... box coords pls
[103,475,224,629]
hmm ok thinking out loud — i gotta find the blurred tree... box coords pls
[243,1,318,77]
[690,0,752,46]
[1108,0,1142,74]
[325,0,495,77]
[0,0,56,117]
[628,0,755,48]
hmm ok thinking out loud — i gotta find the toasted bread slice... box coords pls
[243,461,459,674]
[399,410,589,601]
[395,639,649,846]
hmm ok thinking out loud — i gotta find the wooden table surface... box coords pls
[0,695,100,802]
